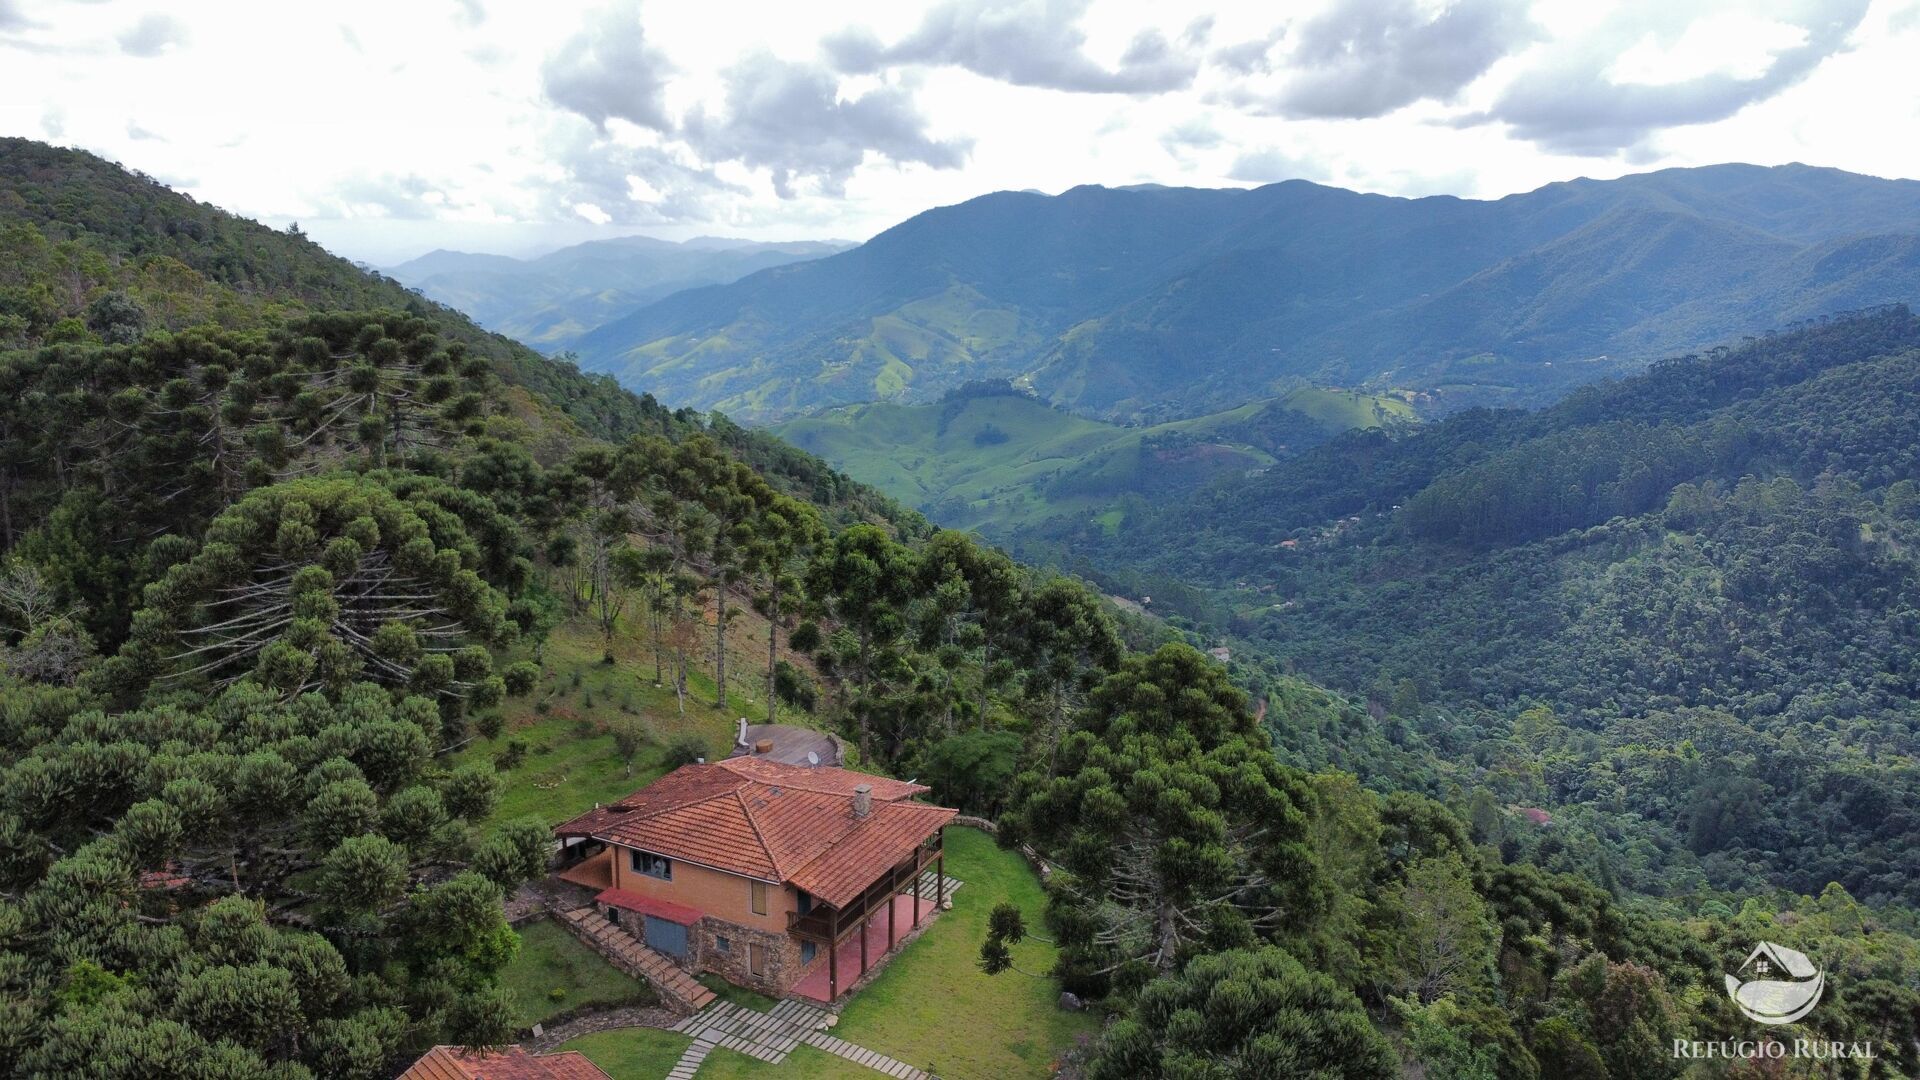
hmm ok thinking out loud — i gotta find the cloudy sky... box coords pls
[4,0,1918,264]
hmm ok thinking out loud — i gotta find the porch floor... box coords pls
[789,892,943,1003]
[556,848,614,891]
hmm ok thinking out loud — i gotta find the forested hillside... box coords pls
[5,139,1920,1080]
[1039,307,1920,911]
[569,164,1920,421]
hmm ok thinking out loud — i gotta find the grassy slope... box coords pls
[772,388,1410,534]
[561,828,1090,1080]
[501,920,654,1028]
[830,827,1093,1080]
[453,615,813,830]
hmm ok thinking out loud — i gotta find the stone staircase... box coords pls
[554,906,716,1013]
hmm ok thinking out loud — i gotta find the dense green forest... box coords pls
[4,139,1920,1079]
[1019,308,1920,915]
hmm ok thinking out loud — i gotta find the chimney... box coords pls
[852,783,872,818]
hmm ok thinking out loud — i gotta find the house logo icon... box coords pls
[1725,942,1824,1025]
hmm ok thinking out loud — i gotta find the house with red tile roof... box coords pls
[398,1044,610,1080]
[553,756,957,1001]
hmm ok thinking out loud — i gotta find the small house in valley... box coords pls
[553,756,957,1001]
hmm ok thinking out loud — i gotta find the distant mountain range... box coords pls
[562,164,1920,422]
[384,235,849,350]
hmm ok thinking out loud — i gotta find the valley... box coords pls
[385,236,848,352]
[8,133,1920,1080]
[770,381,1413,534]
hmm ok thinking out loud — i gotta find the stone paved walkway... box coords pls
[665,999,930,1079]
[913,869,963,902]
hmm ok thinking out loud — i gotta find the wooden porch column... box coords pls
[888,884,897,951]
[828,907,839,1000]
[935,827,946,912]
[859,909,868,977]
[913,863,922,928]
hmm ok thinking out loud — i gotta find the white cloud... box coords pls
[116,12,187,57]
[0,0,1910,264]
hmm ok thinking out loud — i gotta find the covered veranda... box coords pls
[787,830,947,1002]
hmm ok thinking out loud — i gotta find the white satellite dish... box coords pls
[806,751,820,768]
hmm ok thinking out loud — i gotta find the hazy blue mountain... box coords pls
[384,235,848,350]
[569,164,1920,422]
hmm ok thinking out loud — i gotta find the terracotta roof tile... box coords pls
[553,760,954,905]
[714,756,927,800]
[596,887,704,926]
[788,802,958,907]
[399,1046,611,1080]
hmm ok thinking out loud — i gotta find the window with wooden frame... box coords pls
[748,943,767,976]
[749,880,769,915]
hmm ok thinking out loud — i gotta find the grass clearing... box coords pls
[555,1028,691,1078]
[501,919,654,1029]
[772,387,1410,535]
[831,827,1094,1079]
[458,619,833,830]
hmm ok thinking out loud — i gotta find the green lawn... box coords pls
[695,1046,877,1079]
[559,826,1093,1080]
[697,974,779,1013]
[553,1028,690,1078]
[560,1031,877,1080]
[501,918,654,1029]
[831,827,1093,1079]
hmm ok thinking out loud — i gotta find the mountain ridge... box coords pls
[383,234,851,353]
[568,163,1920,422]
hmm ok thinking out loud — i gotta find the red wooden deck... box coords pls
[789,893,942,1003]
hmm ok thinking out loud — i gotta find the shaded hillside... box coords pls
[571,164,1920,421]
[772,381,1412,534]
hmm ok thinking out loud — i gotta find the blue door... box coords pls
[643,915,689,959]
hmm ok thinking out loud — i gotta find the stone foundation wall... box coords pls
[694,917,805,995]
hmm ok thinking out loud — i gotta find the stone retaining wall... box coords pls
[950,818,1052,882]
